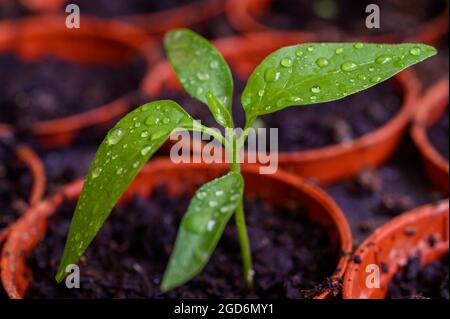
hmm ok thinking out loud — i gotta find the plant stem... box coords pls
[231,133,254,289]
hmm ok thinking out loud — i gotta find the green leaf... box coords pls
[161,171,244,292]
[242,43,437,127]
[55,100,194,283]
[165,29,234,128]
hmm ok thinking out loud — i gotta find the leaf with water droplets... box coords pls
[165,29,233,128]
[242,42,436,127]
[161,172,244,292]
[55,100,194,283]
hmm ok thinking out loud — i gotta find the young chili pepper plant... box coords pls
[55,29,436,292]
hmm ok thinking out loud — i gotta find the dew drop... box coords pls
[196,191,207,200]
[141,131,149,138]
[335,47,344,54]
[341,61,357,72]
[133,161,140,168]
[116,167,124,175]
[370,75,381,83]
[215,190,224,196]
[107,128,124,145]
[220,204,236,214]
[307,46,314,52]
[315,57,329,68]
[209,200,218,207]
[91,167,102,179]
[141,145,152,156]
[196,72,210,81]
[409,47,421,56]
[264,68,281,82]
[258,89,265,97]
[210,60,219,69]
[280,58,293,68]
[206,220,215,232]
[354,42,364,49]
[296,50,303,57]
[311,85,321,93]
[163,118,170,124]
[357,74,367,80]
[375,55,392,64]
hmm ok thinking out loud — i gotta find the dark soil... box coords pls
[261,0,446,39]
[0,54,145,130]
[157,74,401,152]
[0,136,32,231]
[325,137,444,245]
[387,253,449,299]
[428,105,449,160]
[64,0,199,17]
[0,0,28,20]
[25,186,340,299]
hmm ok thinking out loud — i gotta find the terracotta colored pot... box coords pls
[0,145,45,243]
[0,16,158,148]
[1,159,352,299]
[20,0,226,36]
[343,199,449,299]
[411,77,449,195]
[142,32,420,186]
[225,0,449,44]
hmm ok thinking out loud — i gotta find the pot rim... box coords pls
[0,15,159,146]
[343,199,449,299]
[1,159,352,299]
[411,77,449,193]
[0,145,45,243]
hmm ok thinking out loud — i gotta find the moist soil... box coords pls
[428,105,449,161]
[325,137,444,245]
[261,0,446,40]
[63,0,197,17]
[25,186,340,299]
[0,54,146,130]
[156,74,401,152]
[387,253,449,299]
[0,136,32,231]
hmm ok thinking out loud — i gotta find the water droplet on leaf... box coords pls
[316,57,329,68]
[375,55,392,64]
[341,61,357,72]
[311,85,321,93]
[280,58,293,68]
[107,128,124,145]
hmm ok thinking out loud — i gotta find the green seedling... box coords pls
[55,29,435,291]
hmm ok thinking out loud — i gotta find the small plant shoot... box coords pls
[56,28,436,291]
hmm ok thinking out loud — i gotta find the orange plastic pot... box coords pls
[343,199,449,299]
[0,145,45,243]
[1,159,352,299]
[225,0,449,45]
[411,77,449,195]
[142,32,420,185]
[20,0,226,36]
[0,16,158,148]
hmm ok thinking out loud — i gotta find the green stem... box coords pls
[230,133,254,289]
